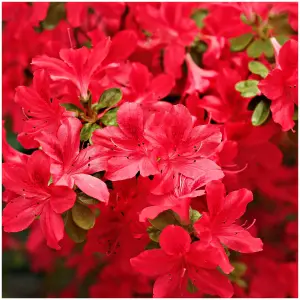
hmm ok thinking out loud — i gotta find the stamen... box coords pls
[67,28,74,49]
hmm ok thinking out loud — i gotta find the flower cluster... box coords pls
[2,2,298,298]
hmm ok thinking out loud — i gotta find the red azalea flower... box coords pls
[15,70,67,149]
[32,38,111,99]
[145,104,223,194]
[140,169,224,224]
[199,67,251,123]
[123,62,174,104]
[259,38,298,131]
[2,151,76,249]
[184,53,217,95]
[131,225,233,298]
[194,180,263,274]
[92,102,160,181]
[36,117,109,202]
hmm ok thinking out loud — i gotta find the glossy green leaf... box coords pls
[251,100,270,126]
[293,106,298,121]
[268,13,297,36]
[77,192,99,206]
[247,39,274,58]
[80,123,100,142]
[232,262,247,277]
[42,2,66,30]
[147,226,161,242]
[230,33,254,52]
[248,61,269,78]
[60,103,83,114]
[145,240,160,250]
[64,211,87,243]
[100,108,119,126]
[191,9,208,29]
[94,88,122,110]
[71,202,96,230]
[236,279,247,288]
[240,13,256,25]
[149,210,180,231]
[189,208,202,224]
[235,80,259,98]
[247,39,264,58]
[261,39,274,57]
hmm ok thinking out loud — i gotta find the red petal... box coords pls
[270,96,295,131]
[189,267,233,298]
[130,249,178,277]
[50,186,76,214]
[205,180,226,217]
[153,271,183,298]
[35,131,63,164]
[3,197,43,232]
[104,30,137,64]
[164,44,185,79]
[217,188,253,223]
[106,156,141,181]
[40,203,64,250]
[129,63,151,95]
[117,102,144,138]
[218,224,263,253]
[258,69,284,100]
[159,225,191,255]
[278,39,298,73]
[150,73,175,100]
[57,117,82,166]
[73,174,109,203]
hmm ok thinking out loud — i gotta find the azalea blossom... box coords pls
[36,117,109,202]
[194,181,263,274]
[2,151,76,249]
[258,38,298,131]
[131,225,234,297]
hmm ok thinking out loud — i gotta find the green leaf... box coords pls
[268,13,297,36]
[60,103,83,114]
[77,192,99,206]
[293,106,298,121]
[247,39,264,58]
[235,80,259,98]
[189,208,202,224]
[191,9,208,29]
[145,240,160,250]
[261,39,274,58]
[275,35,290,46]
[247,39,274,58]
[251,100,270,126]
[236,279,247,288]
[71,202,96,230]
[42,2,66,30]
[240,13,256,25]
[147,226,161,242]
[80,123,100,142]
[232,262,247,277]
[187,279,198,294]
[94,88,122,111]
[149,210,180,231]
[100,108,119,126]
[248,61,269,78]
[64,211,87,243]
[230,33,254,52]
